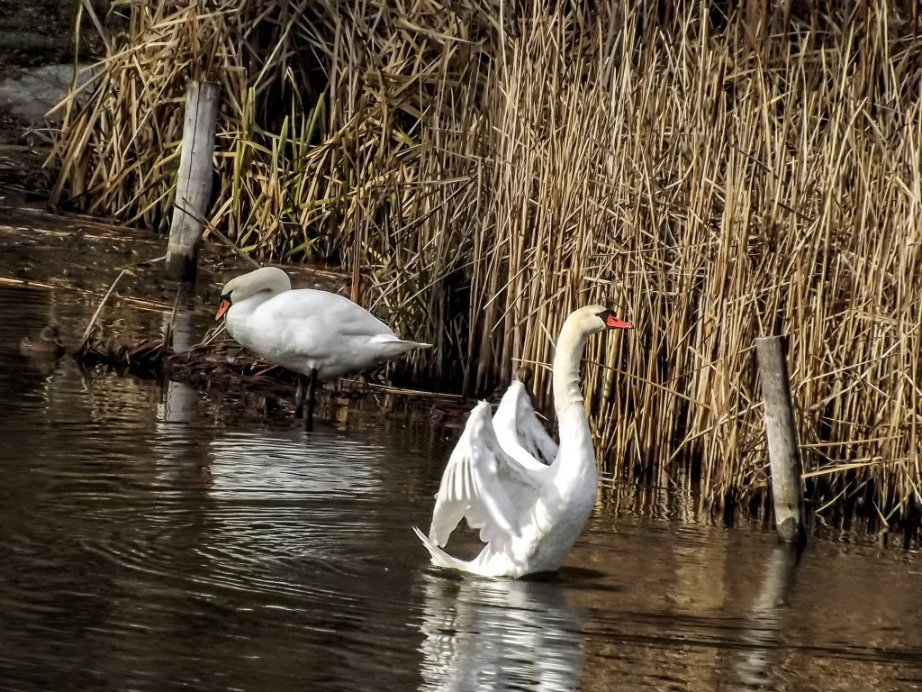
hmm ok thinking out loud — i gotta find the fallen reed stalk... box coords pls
[51,0,922,531]
[80,267,129,344]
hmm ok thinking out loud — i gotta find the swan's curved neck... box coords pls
[552,320,591,442]
[234,287,283,317]
[227,289,283,338]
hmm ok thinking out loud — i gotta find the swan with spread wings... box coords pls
[414,305,632,578]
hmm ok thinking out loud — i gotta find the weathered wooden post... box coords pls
[755,336,807,545]
[165,80,220,282]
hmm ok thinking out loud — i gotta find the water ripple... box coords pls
[1,285,921,691]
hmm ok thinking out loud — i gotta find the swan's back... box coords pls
[255,289,395,337]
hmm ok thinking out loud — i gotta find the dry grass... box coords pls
[52,0,922,529]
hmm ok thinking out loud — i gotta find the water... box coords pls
[1,285,921,691]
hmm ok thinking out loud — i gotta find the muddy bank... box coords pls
[1,201,470,427]
[0,200,257,315]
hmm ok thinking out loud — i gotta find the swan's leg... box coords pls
[295,373,307,418]
[304,367,319,430]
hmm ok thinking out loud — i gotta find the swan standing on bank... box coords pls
[215,267,431,426]
[414,305,632,578]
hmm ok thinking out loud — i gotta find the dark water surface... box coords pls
[1,286,920,691]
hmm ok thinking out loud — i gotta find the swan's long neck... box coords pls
[552,319,593,465]
[227,288,283,337]
[236,290,276,316]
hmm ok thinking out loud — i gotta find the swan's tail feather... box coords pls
[399,340,432,352]
[370,336,433,357]
[412,527,469,571]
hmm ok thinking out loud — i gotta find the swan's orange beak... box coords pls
[605,315,633,330]
[215,298,231,321]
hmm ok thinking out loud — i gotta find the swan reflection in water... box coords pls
[417,571,584,691]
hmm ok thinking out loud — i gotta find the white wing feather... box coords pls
[429,401,545,555]
[493,380,559,469]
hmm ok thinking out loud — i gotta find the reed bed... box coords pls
[52,0,922,529]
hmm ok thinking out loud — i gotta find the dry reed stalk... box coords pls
[51,0,922,528]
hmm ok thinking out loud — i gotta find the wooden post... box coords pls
[755,336,806,545]
[165,80,220,282]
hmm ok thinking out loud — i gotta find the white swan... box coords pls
[414,305,632,578]
[215,266,431,425]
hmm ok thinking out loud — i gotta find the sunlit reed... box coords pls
[52,1,922,528]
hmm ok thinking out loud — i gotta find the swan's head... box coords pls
[215,266,292,320]
[570,304,633,334]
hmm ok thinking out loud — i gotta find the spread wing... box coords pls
[429,402,545,555]
[492,380,559,469]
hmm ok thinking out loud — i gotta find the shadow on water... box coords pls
[1,284,922,691]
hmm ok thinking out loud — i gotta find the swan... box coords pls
[215,266,431,425]
[414,305,632,578]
